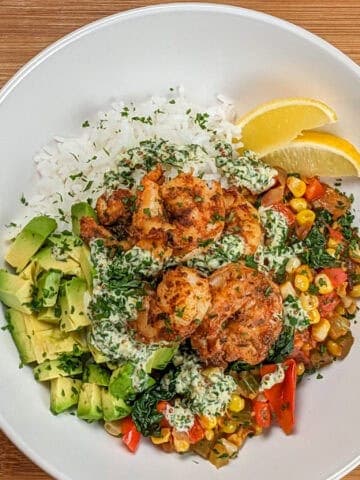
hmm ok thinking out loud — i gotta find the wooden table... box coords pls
[0,1,360,478]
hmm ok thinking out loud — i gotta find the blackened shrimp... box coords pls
[191,263,283,366]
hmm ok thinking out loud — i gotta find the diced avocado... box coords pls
[77,246,93,291]
[109,363,155,401]
[33,328,88,364]
[77,383,103,421]
[34,356,83,381]
[36,270,62,308]
[101,389,132,422]
[71,202,97,236]
[37,307,61,325]
[59,278,91,332]
[0,270,32,314]
[5,216,57,272]
[88,342,108,364]
[6,309,36,364]
[83,364,111,386]
[34,246,81,276]
[145,346,178,373]
[19,260,41,283]
[50,377,82,414]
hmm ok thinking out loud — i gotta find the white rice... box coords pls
[13,87,241,235]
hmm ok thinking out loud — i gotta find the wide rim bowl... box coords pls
[0,4,359,480]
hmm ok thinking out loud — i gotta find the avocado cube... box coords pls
[145,346,178,373]
[19,260,41,283]
[83,364,111,386]
[33,328,87,364]
[101,389,132,422]
[88,342,108,364]
[6,309,36,364]
[0,270,33,314]
[77,246,93,291]
[50,377,82,414]
[37,307,61,325]
[34,357,83,382]
[5,216,57,272]
[71,202,97,237]
[34,246,81,276]
[36,270,62,308]
[77,383,103,421]
[109,363,155,401]
[59,278,91,332]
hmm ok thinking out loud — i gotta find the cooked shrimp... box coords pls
[80,216,114,243]
[160,173,225,256]
[96,188,133,226]
[313,185,351,220]
[80,217,131,248]
[191,263,283,366]
[223,188,263,255]
[132,165,173,237]
[132,266,211,342]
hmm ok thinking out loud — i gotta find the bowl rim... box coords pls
[0,3,359,479]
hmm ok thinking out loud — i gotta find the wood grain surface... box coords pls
[0,1,359,479]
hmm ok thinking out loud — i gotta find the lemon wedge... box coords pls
[261,131,360,177]
[237,97,337,156]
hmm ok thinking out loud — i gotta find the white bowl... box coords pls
[0,4,359,480]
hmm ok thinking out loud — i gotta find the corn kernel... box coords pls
[315,273,334,294]
[347,301,357,315]
[311,319,331,342]
[328,237,340,249]
[228,394,245,413]
[173,438,190,453]
[296,265,314,282]
[326,340,342,358]
[219,418,238,434]
[326,248,337,257]
[308,308,320,324]
[198,415,217,430]
[287,176,307,198]
[289,197,308,213]
[205,429,215,441]
[104,421,122,437]
[294,274,310,292]
[296,209,316,226]
[349,284,360,298]
[335,305,346,315]
[280,281,297,300]
[336,283,347,298]
[285,256,301,274]
[151,428,171,445]
[296,362,305,376]
[342,296,353,308]
[300,292,319,311]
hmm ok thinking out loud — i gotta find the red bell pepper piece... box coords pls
[305,177,326,201]
[320,268,347,288]
[260,359,297,435]
[120,416,141,453]
[277,359,297,435]
[318,291,340,317]
[188,417,205,444]
[253,401,271,428]
[328,227,344,242]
